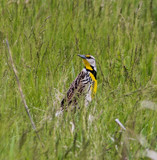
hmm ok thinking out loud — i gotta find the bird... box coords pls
[60,54,97,112]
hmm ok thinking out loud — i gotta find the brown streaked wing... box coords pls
[61,70,86,110]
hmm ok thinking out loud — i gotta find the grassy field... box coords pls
[0,0,157,159]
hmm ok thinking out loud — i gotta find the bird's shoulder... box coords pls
[66,68,87,99]
[60,68,88,109]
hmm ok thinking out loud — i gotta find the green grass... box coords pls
[0,0,157,159]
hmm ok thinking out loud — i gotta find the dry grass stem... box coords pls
[6,39,44,147]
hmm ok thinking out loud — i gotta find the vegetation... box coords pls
[0,0,157,159]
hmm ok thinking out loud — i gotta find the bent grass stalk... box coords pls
[6,39,44,148]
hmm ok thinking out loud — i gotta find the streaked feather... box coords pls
[61,69,87,110]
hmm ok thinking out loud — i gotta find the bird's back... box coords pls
[61,68,93,110]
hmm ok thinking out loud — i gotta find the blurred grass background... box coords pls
[0,0,157,159]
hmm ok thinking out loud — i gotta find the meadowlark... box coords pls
[60,54,97,111]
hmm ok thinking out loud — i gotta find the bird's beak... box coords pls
[77,54,86,59]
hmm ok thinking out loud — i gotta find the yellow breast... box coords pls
[89,72,97,97]
[83,59,97,97]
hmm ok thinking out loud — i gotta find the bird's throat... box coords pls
[83,59,93,70]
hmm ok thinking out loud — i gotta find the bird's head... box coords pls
[78,54,97,71]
